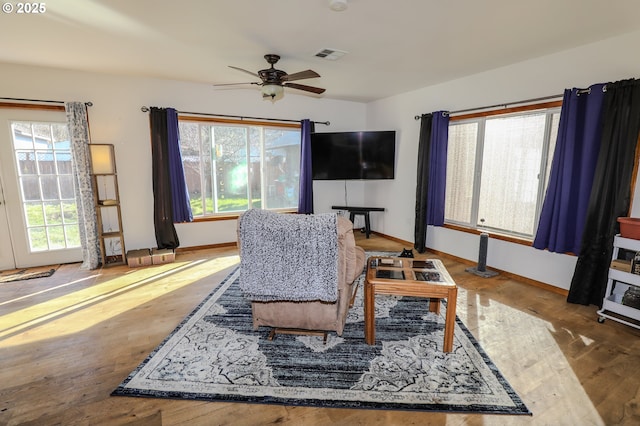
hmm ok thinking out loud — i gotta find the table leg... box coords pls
[364,212,371,238]
[428,298,441,315]
[443,287,458,353]
[364,278,375,345]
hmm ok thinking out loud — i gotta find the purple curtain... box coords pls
[297,119,315,214]
[414,111,449,253]
[533,84,606,254]
[568,79,640,306]
[427,112,449,226]
[166,108,193,223]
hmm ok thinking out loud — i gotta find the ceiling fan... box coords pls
[215,54,326,101]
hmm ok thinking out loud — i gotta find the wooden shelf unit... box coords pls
[90,144,126,266]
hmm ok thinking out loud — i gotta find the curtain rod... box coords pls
[414,93,564,120]
[140,106,329,126]
[0,97,93,106]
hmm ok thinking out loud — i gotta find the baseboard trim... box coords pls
[370,231,412,246]
[426,248,569,296]
[370,231,569,297]
[175,241,237,253]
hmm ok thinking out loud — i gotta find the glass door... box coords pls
[0,109,82,269]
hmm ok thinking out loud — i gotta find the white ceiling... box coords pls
[3,0,640,103]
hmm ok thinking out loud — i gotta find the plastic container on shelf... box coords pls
[618,217,640,240]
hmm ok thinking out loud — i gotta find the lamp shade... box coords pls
[89,144,116,174]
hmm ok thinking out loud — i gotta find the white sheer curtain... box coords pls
[478,114,548,235]
[445,122,477,224]
[446,112,560,237]
[65,102,100,269]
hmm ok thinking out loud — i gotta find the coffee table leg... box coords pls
[428,298,441,315]
[364,278,375,345]
[443,287,458,352]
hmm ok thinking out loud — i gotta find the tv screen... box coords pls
[311,131,396,180]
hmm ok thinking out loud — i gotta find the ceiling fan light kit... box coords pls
[220,54,325,102]
[262,84,284,100]
[329,0,348,12]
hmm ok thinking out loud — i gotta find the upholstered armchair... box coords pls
[237,209,365,338]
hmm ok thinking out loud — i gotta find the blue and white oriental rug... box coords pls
[113,261,530,415]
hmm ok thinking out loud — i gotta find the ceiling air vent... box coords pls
[314,48,348,61]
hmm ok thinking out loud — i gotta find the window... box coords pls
[445,104,561,239]
[178,118,301,217]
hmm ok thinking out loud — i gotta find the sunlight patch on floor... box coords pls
[458,289,604,425]
[0,274,99,307]
[0,255,239,346]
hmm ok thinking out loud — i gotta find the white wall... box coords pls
[365,29,640,290]
[3,28,640,290]
[0,63,366,251]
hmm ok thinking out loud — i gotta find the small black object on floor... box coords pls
[398,248,414,258]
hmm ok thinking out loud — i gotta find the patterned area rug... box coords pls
[112,259,530,415]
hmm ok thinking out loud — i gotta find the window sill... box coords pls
[192,215,240,223]
[442,223,534,247]
[190,209,298,223]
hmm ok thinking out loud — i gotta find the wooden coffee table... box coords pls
[364,257,458,352]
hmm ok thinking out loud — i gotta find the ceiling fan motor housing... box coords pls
[258,68,287,85]
[259,54,285,85]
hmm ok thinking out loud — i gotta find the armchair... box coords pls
[237,209,365,337]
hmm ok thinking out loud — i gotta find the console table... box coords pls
[331,206,384,238]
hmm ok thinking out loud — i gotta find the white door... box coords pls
[0,108,82,269]
[0,178,16,270]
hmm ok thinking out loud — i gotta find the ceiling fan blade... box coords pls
[283,70,320,82]
[213,82,258,87]
[284,82,326,94]
[229,65,259,78]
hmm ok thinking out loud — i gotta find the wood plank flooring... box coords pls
[1,234,639,425]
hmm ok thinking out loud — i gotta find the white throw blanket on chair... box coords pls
[238,209,339,302]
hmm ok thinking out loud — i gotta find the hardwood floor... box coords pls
[1,233,639,425]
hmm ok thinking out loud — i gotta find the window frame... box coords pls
[444,101,563,243]
[178,115,302,221]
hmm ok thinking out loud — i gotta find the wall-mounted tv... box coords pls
[311,130,396,180]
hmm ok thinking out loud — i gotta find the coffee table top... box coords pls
[366,257,456,287]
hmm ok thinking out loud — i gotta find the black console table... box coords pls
[332,206,385,239]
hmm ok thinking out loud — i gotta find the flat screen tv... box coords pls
[311,130,396,180]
